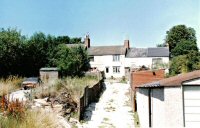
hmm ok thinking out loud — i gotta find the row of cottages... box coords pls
[84,35,169,78]
[132,70,200,128]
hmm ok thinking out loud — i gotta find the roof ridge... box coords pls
[90,45,123,47]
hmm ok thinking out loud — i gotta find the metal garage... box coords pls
[183,79,200,127]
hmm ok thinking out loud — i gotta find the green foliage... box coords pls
[170,51,200,76]
[52,45,90,77]
[156,43,167,47]
[0,28,26,76]
[0,27,88,77]
[160,24,200,76]
[171,40,198,57]
[165,25,196,53]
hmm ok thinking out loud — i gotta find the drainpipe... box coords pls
[148,88,152,127]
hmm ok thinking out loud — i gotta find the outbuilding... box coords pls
[40,67,59,82]
[135,70,200,127]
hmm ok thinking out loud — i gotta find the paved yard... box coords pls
[79,82,135,128]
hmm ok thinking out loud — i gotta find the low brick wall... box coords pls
[79,79,104,120]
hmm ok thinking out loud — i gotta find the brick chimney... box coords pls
[84,35,90,48]
[124,40,130,49]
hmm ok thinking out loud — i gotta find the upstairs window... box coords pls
[113,66,120,73]
[113,55,120,61]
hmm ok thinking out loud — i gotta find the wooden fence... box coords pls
[79,79,104,120]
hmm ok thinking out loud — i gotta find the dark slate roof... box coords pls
[66,44,85,48]
[87,46,126,56]
[126,48,147,58]
[147,47,169,57]
[139,70,200,88]
[126,47,169,58]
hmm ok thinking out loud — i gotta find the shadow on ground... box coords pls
[82,82,106,121]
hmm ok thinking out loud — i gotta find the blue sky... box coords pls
[1,0,199,47]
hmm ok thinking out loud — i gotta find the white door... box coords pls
[184,86,200,127]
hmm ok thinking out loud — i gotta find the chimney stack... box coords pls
[124,40,130,49]
[84,35,90,48]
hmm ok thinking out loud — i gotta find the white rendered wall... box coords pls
[164,87,184,127]
[136,88,150,128]
[124,57,169,69]
[151,88,165,128]
[89,55,125,78]
[136,87,184,128]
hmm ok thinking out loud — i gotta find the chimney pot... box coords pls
[84,35,90,48]
[124,40,130,49]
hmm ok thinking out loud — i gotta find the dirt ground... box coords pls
[79,82,135,128]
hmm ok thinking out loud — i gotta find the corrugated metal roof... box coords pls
[40,67,58,71]
[147,47,169,57]
[142,81,160,87]
[87,46,126,56]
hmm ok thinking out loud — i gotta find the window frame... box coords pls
[89,56,94,62]
[113,66,120,74]
[113,55,120,62]
[152,58,163,69]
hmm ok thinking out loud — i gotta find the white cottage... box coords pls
[84,35,169,78]
[85,36,128,78]
[136,70,200,128]
[125,47,169,71]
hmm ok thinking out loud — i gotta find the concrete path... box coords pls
[80,82,135,128]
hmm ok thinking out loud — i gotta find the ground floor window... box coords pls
[106,67,109,73]
[152,58,163,69]
[89,56,94,62]
[113,66,120,73]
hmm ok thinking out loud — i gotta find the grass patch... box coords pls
[31,76,99,101]
[0,76,22,96]
[133,112,140,127]
[55,76,99,101]
[0,110,58,128]
[103,117,109,121]
[0,97,58,128]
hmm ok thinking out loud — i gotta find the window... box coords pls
[89,56,94,62]
[113,55,120,61]
[106,67,109,73]
[152,58,163,69]
[113,66,120,73]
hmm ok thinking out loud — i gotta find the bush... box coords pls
[0,95,25,120]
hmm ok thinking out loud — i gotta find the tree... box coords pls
[171,40,198,56]
[165,25,196,51]
[55,36,82,44]
[0,28,26,76]
[51,45,90,77]
[170,51,200,76]
[24,32,49,76]
[0,27,86,77]
[165,25,196,54]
